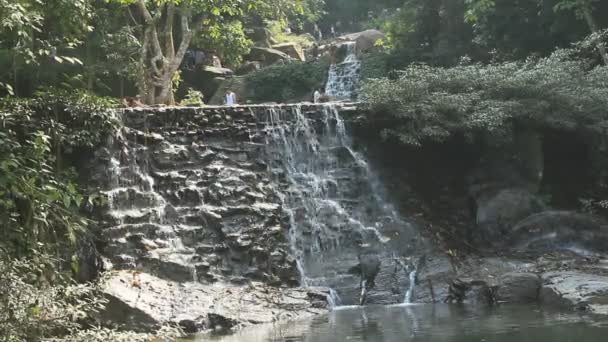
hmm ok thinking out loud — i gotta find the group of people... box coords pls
[223,89,328,106]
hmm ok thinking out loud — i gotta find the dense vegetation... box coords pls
[245,60,328,102]
[362,40,608,147]
[2,0,608,340]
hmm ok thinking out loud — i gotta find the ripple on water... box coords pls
[197,304,608,342]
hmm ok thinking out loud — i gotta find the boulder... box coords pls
[495,272,541,304]
[201,65,233,77]
[100,271,327,333]
[247,27,275,48]
[541,271,608,314]
[338,30,385,53]
[272,42,306,62]
[235,61,262,75]
[509,211,608,254]
[474,188,546,243]
[246,47,290,66]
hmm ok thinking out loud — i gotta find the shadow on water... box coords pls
[195,304,608,342]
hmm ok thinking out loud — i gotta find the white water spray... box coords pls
[325,42,361,101]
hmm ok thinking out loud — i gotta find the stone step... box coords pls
[106,187,165,210]
[105,207,166,225]
[103,223,176,240]
[139,251,199,283]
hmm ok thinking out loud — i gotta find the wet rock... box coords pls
[102,271,326,333]
[207,313,238,331]
[474,188,546,242]
[177,316,203,334]
[509,211,608,254]
[496,272,541,304]
[541,271,608,314]
[446,278,494,305]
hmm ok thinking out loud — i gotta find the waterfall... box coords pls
[325,42,361,101]
[101,104,423,311]
[404,269,417,304]
[264,104,421,305]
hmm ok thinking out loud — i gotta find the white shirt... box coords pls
[225,92,236,105]
[313,91,321,103]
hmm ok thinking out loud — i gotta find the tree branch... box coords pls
[170,3,195,73]
[581,4,608,65]
[136,0,163,58]
[164,3,176,61]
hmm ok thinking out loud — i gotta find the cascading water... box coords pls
[325,42,361,101]
[264,104,423,306]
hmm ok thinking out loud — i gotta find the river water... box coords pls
[200,304,608,342]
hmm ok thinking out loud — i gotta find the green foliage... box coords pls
[361,43,608,147]
[360,51,391,80]
[0,256,105,341]
[192,20,253,67]
[0,89,117,258]
[245,59,328,102]
[267,20,315,48]
[181,88,205,106]
[318,0,402,33]
[0,257,182,341]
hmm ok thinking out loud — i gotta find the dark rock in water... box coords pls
[178,316,204,334]
[496,272,541,304]
[207,313,238,331]
[474,188,546,243]
[359,253,381,288]
[509,211,608,254]
[445,278,494,306]
[541,271,608,314]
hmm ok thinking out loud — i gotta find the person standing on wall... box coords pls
[313,89,322,103]
[225,90,237,106]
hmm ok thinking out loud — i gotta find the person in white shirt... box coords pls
[313,89,321,103]
[225,90,236,105]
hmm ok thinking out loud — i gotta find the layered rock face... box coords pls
[95,105,360,331]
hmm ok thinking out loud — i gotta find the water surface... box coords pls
[201,304,608,342]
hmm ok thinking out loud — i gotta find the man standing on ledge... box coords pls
[357,241,381,305]
[225,90,237,105]
[313,89,322,103]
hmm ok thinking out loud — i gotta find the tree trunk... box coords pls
[581,2,608,65]
[134,0,194,105]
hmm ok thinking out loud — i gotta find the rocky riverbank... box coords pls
[87,104,608,336]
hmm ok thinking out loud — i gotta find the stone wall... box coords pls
[92,104,357,332]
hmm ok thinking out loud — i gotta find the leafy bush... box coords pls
[245,60,328,103]
[0,257,182,341]
[0,91,184,340]
[361,47,608,147]
[267,20,315,48]
[181,88,205,107]
[360,51,391,80]
[0,89,118,258]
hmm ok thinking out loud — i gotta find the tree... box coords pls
[112,0,308,105]
[555,0,608,64]
[0,0,93,96]
[464,0,606,62]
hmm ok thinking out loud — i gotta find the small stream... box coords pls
[200,304,608,342]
